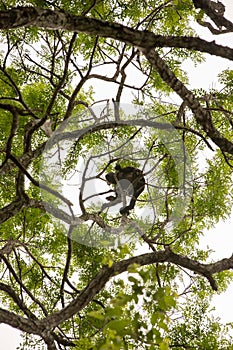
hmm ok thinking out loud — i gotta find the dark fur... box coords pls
[103,164,145,215]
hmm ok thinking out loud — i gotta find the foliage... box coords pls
[0,1,233,349]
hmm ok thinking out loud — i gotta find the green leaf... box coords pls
[106,319,128,333]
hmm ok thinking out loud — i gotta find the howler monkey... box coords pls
[102,164,145,215]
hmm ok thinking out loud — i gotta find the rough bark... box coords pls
[0,7,232,60]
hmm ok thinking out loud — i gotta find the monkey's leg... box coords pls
[120,183,145,215]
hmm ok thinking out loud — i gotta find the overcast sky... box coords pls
[1,1,233,349]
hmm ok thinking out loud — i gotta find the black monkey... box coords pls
[102,164,145,215]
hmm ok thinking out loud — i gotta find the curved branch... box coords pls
[9,153,73,207]
[193,0,233,32]
[0,308,42,334]
[0,7,233,61]
[142,48,233,154]
[0,282,37,319]
[39,247,233,329]
[2,246,232,334]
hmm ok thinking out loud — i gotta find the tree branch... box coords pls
[142,48,233,154]
[0,7,233,60]
[193,0,233,32]
[39,247,233,329]
[2,246,232,336]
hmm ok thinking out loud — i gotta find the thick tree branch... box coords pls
[0,143,46,176]
[142,48,233,154]
[38,248,233,329]
[0,197,28,224]
[0,308,42,334]
[193,0,233,32]
[0,7,233,61]
[1,246,232,336]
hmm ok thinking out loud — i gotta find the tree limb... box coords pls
[0,7,233,61]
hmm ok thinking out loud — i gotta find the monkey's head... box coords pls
[115,164,122,171]
[105,172,117,185]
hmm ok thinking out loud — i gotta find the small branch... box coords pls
[60,227,74,307]
[8,153,73,207]
[174,125,214,151]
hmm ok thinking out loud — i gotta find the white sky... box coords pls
[1,1,233,348]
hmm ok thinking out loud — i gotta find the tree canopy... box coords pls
[0,1,233,349]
